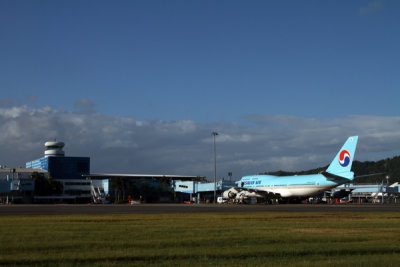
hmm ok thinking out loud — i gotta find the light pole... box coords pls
[386,175,390,204]
[211,131,218,204]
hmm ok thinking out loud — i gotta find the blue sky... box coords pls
[1,1,400,178]
[1,0,399,121]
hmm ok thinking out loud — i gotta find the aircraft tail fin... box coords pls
[326,136,358,180]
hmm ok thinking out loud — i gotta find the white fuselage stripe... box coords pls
[245,184,337,198]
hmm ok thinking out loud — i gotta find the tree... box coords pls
[31,172,63,196]
[264,155,400,183]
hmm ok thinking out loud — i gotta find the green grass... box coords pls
[0,212,400,266]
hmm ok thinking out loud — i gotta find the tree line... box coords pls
[267,156,400,184]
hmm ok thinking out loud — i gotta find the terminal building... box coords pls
[20,140,211,204]
[24,140,93,203]
[0,167,46,203]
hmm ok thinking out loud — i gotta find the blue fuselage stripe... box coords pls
[241,174,340,188]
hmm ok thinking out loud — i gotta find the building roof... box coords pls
[83,173,205,181]
[0,167,47,174]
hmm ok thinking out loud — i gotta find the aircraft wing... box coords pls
[321,171,352,183]
[353,173,386,179]
[322,171,386,183]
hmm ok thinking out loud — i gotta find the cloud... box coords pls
[0,95,39,108]
[1,104,400,180]
[359,1,383,15]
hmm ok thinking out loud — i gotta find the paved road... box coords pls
[0,203,399,216]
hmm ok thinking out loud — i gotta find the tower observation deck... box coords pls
[44,140,65,157]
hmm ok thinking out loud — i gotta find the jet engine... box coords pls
[222,188,238,199]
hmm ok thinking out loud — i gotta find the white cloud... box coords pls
[0,104,400,180]
[203,133,253,144]
[0,106,27,119]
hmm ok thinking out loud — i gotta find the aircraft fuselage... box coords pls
[239,174,343,198]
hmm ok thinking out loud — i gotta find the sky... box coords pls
[0,1,399,180]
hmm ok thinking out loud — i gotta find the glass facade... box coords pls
[26,156,90,180]
[26,157,49,171]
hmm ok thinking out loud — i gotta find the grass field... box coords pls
[0,212,399,266]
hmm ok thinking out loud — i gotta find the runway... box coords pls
[1,203,399,216]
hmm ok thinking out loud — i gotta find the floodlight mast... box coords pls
[211,131,218,204]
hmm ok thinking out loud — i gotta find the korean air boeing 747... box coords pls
[222,136,358,203]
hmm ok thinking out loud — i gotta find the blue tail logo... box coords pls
[339,150,351,167]
[326,136,358,178]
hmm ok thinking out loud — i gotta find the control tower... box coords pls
[44,140,65,157]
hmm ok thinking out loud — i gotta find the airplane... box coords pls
[222,136,358,203]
